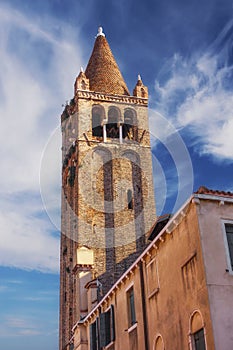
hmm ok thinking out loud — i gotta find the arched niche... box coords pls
[153,334,165,350]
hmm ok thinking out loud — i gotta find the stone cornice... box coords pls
[75,89,148,106]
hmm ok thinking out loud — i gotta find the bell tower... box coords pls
[59,27,156,350]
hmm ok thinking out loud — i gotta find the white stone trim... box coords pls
[221,219,233,275]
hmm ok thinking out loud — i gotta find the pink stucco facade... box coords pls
[196,195,233,350]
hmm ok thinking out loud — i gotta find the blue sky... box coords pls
[0,0,233,349]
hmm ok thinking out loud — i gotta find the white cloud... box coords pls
[154,19,233,162]
[0,197,59,273]
[149,109,194,214]
[0,316,42,337]
[0,4,84,272]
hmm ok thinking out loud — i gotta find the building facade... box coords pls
[59,27,156,350]
[72,188,233,350]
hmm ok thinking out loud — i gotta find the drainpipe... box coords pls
[139,260,149,350]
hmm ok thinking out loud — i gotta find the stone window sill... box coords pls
[127,322,138,333]
[148,288,159,299]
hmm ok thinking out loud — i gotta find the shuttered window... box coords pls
[90,319,98,350]
[193,328,206,350]
[225,224,233,269]
[127,287,136,327]
[99,305,115,348]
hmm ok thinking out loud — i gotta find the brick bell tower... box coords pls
[59,27,156,350]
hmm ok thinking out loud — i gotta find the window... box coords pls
[68,165,76,186]
[146,258,159,297]
[92,105,104,137]
[81,80,86,90]
[225,223,233,271]
[193,328,206,350]
[123,109,137,140]
[90,319,98,350]
[189,311,206,350]
[99,305,115,348]
[127,189,133,210]
[106,107,120,138]
[127,287,136,327]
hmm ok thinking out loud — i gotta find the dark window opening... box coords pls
[92,114,103,137]
[123,109,137,140]
[141,88,146,97]
[81,80,86,90]
[68,165,76,186]
[127,189,133,210]
[90,320,98,350]
[123,123,133,139]
[127,287,136,327]
[92,106,104,137]
[225,224,233,269]
[193,328,206,350]
[107,107,120,138]
[100,305,115,347]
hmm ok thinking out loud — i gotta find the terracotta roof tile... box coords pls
[85,35,130,96]
[195,186,233,197]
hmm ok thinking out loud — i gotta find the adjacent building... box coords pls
[72,187,233,350]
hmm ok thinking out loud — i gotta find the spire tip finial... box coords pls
[138,74,142,81]
[96,26,105,37]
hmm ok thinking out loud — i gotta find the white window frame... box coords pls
[221,219,233,275]
[188,310,207,350]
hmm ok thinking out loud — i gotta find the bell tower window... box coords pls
[92,105,105,137]
[106,107,120,138]
[123,109,137,141]
[81,80,86,90]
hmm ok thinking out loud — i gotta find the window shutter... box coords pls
[90,321,97,350]
[105,310,111,345]
[226,224,233,268]
[100,313,107,348]
[99,309,114,347]
[110,304,115,342]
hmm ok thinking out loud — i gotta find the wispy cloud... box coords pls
[0,4,83,272]
[0,316,43,337]
[154,19,233,162]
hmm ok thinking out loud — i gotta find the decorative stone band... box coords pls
[75,89,148,106]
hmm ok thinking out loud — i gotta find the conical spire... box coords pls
[85,27,130,96]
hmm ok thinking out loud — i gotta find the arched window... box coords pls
[106,107,120,138]
[92,105,105,137]
[81,80,86,90]
[123,109,137,140]
[189,311,206,350]
[141,87,146,97]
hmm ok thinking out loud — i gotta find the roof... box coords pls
[85,29,130,96]
[148,214,172,241]
[195,186,233,198]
